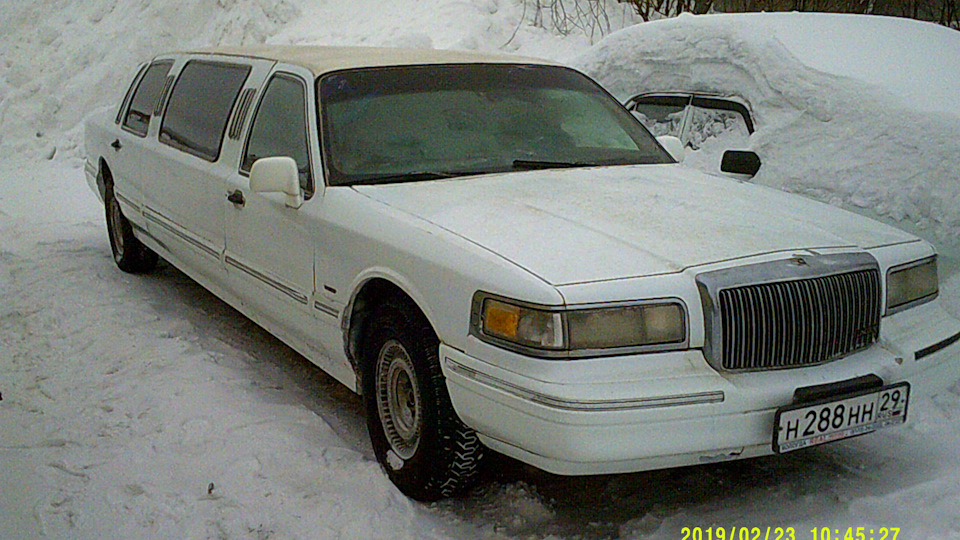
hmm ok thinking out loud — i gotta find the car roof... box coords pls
[182,45,556,75]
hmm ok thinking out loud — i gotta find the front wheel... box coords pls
[105,186,158,273]
[363,299,484,500]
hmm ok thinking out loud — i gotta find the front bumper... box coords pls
[441,300,960,476]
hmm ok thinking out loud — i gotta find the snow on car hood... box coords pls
[356,165,915,285]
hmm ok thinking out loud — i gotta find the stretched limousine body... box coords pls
[84,46,960,500]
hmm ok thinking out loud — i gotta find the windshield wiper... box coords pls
[348,171,460,185]
[350,161,598,185]
[511,159,597,170]
[348,167,506,185]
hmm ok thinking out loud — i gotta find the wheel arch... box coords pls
[351,273,485,499]
[96,157,114,201]
[343,275,438,395]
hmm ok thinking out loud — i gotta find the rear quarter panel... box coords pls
[83,106,120,202]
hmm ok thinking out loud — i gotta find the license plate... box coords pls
[773,382,910,453]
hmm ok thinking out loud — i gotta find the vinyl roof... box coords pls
[184,45,556,75]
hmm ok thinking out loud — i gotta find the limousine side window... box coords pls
[241,74,312,194]
[160,61,251,162]
[121,61,173,137]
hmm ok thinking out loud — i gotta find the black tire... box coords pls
[362,298,484,501]
[105,186,158,274]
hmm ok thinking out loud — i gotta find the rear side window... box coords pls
[160,61,251,162]
[122,61,173,137]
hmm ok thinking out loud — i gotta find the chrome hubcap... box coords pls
[376,340,421,460]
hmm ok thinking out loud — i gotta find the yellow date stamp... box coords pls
[680,527,901,540]
[681,527,796,540]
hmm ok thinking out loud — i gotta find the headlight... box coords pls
[472,292,687,358]
[567,304,685,349]
[480,298,564,350]
[886,256,938,314]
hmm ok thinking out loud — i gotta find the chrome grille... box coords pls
[717,269,881,370]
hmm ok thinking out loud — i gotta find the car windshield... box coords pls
[318,64,673,186]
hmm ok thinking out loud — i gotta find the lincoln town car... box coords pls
[84,46,960,500]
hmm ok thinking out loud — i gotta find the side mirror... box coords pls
[656,135,685,163]
[250,156,303,209]
[720,150,761,177]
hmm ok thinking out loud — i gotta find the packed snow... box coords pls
[2,2,960,539]
[575,13,960,258]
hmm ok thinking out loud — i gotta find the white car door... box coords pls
[142,59,252,286]
[110,60,172,216]
[224,68,322,356]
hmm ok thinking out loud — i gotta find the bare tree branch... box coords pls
[614,0,958,28]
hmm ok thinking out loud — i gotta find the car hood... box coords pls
[354,165,915,285]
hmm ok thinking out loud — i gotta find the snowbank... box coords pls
[3,4,960,539]
[0,0,639,162]
[575,13,960,250]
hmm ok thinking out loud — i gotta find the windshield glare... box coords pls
[319,64,672,186]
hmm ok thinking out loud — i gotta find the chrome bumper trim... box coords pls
[444,358,724,412]
[916,330,960,360]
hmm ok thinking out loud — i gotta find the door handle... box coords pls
[227,189,245,206]
[110,139,122,151]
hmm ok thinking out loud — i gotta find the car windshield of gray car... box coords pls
[319,63,673,186]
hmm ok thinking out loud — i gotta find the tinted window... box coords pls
[160,61,251,162]
[122,61,172,137]
[242,75,312,192]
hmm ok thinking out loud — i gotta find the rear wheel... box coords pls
[362,298,484,500]
[105,185,157,273]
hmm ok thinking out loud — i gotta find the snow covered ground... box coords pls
[3,2,960,539]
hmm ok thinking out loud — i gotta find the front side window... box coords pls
[685,97,753,150]
[160,61,251,162]
[122,61,172,137]
[242,74,312,193]
[631,94,754,150]
[319,64,672,186]
[630,95,690,139]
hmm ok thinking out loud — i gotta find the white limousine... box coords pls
[84,46,960,500]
